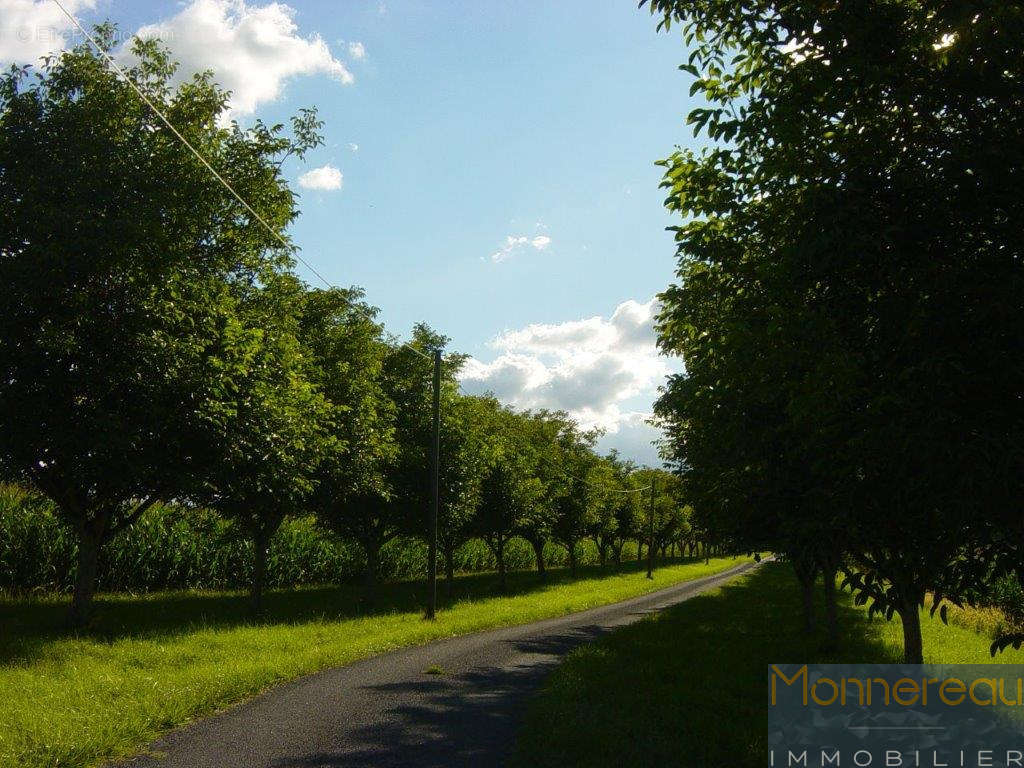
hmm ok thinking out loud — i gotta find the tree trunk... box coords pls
[898,597,924,664]
[251,528,269,615]
[363,542,379,608]
[485,536,508,592]
[568,541,578,577]
[670,542,676,560]
[597,540,607,567]
[443,546,455,600]
[794,564,816,634]
[531,538,546,578]
[612,541,623,565]
[497,538,507,592]
[822,567,839,651]
[70,513,107,627]
[646,535,655,580]
[636,540,644,565]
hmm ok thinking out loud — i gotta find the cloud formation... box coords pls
[0,0,96,65]
[459,298,674,442]
[130,0,353,117]
[298,164,343,191]
[0,1,353,121]
[490,233,552,263]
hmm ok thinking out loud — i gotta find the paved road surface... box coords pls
[116,559,761,768]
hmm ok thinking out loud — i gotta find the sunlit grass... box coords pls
[924,592,1008,641]
[0,555,746,768]
[512,562,1024,768]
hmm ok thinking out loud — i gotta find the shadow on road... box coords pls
[265,624,617,768]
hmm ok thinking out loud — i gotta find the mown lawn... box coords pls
[0,555,746,768]
[512,561,1024,768]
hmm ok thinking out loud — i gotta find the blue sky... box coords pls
[1,0,704,465]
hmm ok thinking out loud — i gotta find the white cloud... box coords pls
[128,0,353,118]
[490,233,553,263]
[347,142,359,152]
[298,164,343,190]
[459,298,677,450]
[0,0,96,65]
[595,412,664,468]
[347,41,366,59]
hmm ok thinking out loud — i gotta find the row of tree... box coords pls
[646,1,1023,662]
[0,31,702,625]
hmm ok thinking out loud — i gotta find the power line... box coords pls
[54,2,666,623]
[50,0,432,363]
[52,0,657,495]
[53,0,323,285]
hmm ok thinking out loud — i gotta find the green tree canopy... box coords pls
[647,0,1024,661]
[0,30,323,623]
[197,275,333,613]
[298,287,400,601]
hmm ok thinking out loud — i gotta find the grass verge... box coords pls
[0,555,745,768]
[511,561,1024,768]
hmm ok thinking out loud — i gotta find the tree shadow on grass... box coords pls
[0,557,702,667]
[509,562,901,768]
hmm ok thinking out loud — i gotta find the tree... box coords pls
[551,480,588,578]
[0,31,323,624]
[512,410,570,578]
[299,288,400,604]
[549,425,602,577]
[474,454,536,592]
[199,276,332,613]
[645,0,1024,661]
[610,492,642,565]
[585,459,619,567]
[606,453,642,565]
[310,321,468,606]
[434,394,494,597]
[379,325,473,602]
[651,472,686,563]
[629,468,685,579]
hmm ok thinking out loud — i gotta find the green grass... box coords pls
[512,561,1024,768]
[0,555,745,768]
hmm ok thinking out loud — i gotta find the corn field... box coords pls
[0,485,604,595]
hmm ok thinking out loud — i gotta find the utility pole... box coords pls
[426,349,441,620]
[646,476,656,580]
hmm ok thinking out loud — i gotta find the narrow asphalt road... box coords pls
[116,559,761,768]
